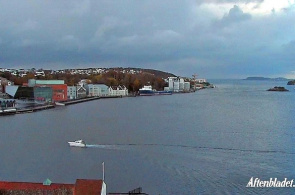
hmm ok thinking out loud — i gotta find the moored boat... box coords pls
[139,85,172,96]
[139,85,154,96]
[55,102,65,106]
[154,90,172,95]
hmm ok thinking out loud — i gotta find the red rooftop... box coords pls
[0,179,106,195]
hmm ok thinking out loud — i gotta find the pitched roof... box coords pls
[110,85,127,90]
[0,179,104,195]
[0,181,74,191]
[75,179,103,195]
[77,86,86,92]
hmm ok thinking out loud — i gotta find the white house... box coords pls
[109,85,128,97]
[77,86,87,99]
[67,86,77,100]
[196,79,207,83]
[87,84,109,97]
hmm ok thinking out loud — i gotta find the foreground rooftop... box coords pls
[0,179,106,195]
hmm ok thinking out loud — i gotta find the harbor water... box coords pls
[0,79,295,194]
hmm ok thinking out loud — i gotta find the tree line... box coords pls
[1,70,169,92]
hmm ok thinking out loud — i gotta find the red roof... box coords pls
[75,179,103,195]
[0,181,74,190]
[0,179,103,195]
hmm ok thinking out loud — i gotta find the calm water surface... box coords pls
[0,79,295,194]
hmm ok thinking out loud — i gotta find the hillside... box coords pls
[0,67,176,92]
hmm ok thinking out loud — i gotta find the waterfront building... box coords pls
[77,86,87,99]
[50,84,67,101]
[168,77,185,92]
[195,78,207,83]
[109,85,128,96]
[28,79,67,102]
[184,82,190,92]
[6,85,53,102]
[34,86,53,102]
[0,99,16,108]
[0,179,106,195]
[67,86,77,100]
[28,79,65,86]
[87,84,109,97]
[6,86,34,99]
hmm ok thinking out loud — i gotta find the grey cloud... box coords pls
[216,5,252,27]
[0,0,294,78]
[196,0,264,4]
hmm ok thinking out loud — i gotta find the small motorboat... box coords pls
[68,140,87,148]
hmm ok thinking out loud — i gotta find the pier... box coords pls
[0,95,124,116]
[60,96,101,106]
[16,105,55,114]
[57,96,122,106]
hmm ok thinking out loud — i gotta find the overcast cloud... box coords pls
[0,0,295,78]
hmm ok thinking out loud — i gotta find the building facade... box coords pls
[87,84,109,97]
[51,84,67,101]
[67,86,77,100]
[34,86,53,102]
[109,85,128,96]
[28,79,67,102]
[195,78,207,83]
[168,77,185,92]
[184,82,190,92]
[77,86,87,99]
[6,86,34,100]
[5,85,53,103]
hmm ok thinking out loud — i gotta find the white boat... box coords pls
[55,102,65,106]
[68,140,86,148]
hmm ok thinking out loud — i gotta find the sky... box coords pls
[0,0,295,79]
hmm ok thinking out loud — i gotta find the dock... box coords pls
[56,96,122,106]
[16,105,55,114]
[1,96,123,116]
[56,96,101,106]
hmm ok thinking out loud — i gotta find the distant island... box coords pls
[287,80,295,85]
[267,86,289,92]
[245,77,289,81]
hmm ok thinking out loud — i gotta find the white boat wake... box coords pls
[86,144,121,150]
[84,143,295,155]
